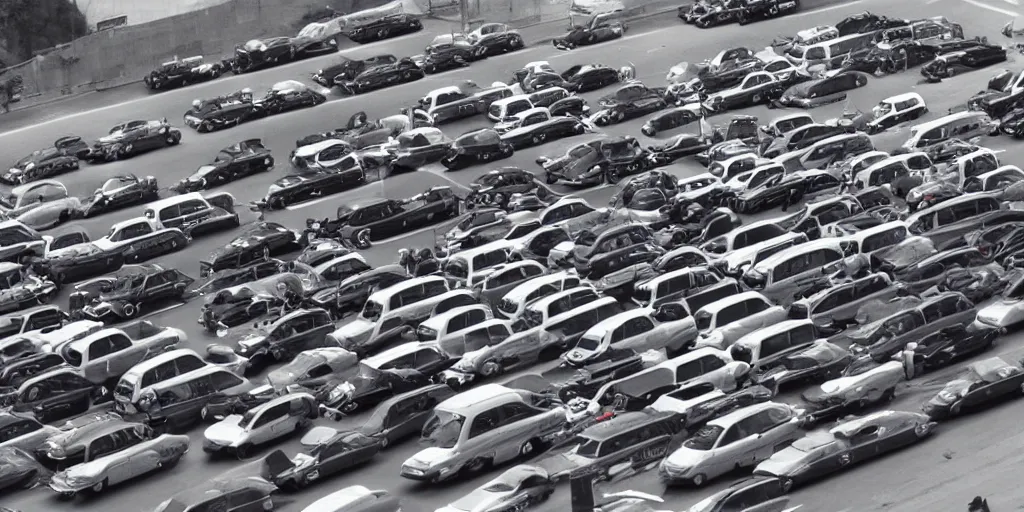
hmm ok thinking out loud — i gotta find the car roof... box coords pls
[584,308,651,339]
[145,192,207,211]
[420,305,490,331]
[735,319,814,347]
[708,402,781,428]
[439,383,519,412]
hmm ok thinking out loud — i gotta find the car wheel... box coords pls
[520,438,539,457]
[200,121,211,133]
[574,123,586,134]
[341,401,359,414]
[780,477,794,493]
[532,133,547,145]
[379,436,390,449]
[235,443,252,460]
[480,152,491,161]
[642,125,655,136]
[463,457,489,475]
[354,228,372,249]
[480,360,503,377]
[121,143,134,156]
[91,478,108,493]
[691,473,708,486]
[950,402,962,416]
[122,302,140,318]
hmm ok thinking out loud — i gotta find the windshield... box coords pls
[422,410,465,448]
[576,334,602,351]
[786,46,806,59]
[602,141,640,160]
[574,436,601,457]
[445,258,469,279]
[522,308,544,329]
[694,310,713,331]
[360,300,384,321]
[113,377,136,400]
[482,482,515,492]
[682,424,723,450]
[1,269,22,287]
[115,275,144,291]
[874,101,893,116]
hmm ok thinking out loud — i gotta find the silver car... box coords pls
[659,402,803,486]
[0,180,82,231]
[203,393,318,458]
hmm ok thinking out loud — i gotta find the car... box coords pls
[659,402,803,486]
[0,413,60,452]
[590,95,668,126]
[2,367,110,423]
[0,262,58,314]
[921,44,1008,82]
[418,34,487,74]
[703,71,786,113]
[773,70,870,109]
[641,104,703,136]
[232,31,337,73]
[468,23,526,56]
[261,428,382,489]
[841,40,944,75]
[441,128,514,170]
[418,84,511,125]
[257,80,327,116]
[464,168,542,209]
[342,13,423,44]
[499,107,589,151]
[296,486,401,512]
[0,447,45,492]
[0,180,82,231]
[173,139,274,193]
[315,343,455,417]
[337,58,425,95]
[153,477,277,512]
[905,324,1000,376]
[304,264,409,317]
[801,359,906,424]
[559,63,622,92]
[923,357,1024,419]
[230,308,335,365]
[198,273,313,332]
[200,222,300,277]
[80,174,160,217]
[70,264,194,321]
[2,140,82,185]
[549,96,591,118]
[262,162,367,210]
[312,54,398,87]
[438,465,555,512]
[295,238,354,267]
[682,476,791,512]
[0,352,66,388]
[553,11,626,50]
[36,417,150,468]
[321,187,460,249]
[203,393,318,458]
[48,432,189,497]
[79,119,181,162]
[539,136,651,186]
[753,410,936,491]
[183,89,263,132]
[846,292,979,361]
[737,0,799,24]
[144,56,223,90]
[853,92,928,134]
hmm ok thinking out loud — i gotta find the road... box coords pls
[3,0,1023,510]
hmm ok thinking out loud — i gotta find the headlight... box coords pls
[937,391,957,402]
[25,163,34,170]
[328,382,355,402]
[404,467,424,476]
[65,473,100,486]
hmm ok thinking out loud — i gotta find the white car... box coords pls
[202,393,317,458]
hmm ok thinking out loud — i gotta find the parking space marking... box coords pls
[963,0,1019,15]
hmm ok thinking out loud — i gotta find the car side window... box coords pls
[210,371,244,391]
[87,434,118,460]
[252,402,289,428]
[469,407,501,438]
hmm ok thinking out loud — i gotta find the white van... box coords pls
[496,271,584,320]
[442,240,516,288]
[742,239,852,303]
[729,319,821,370]
[113,348,209,405]
[327,276,450,356]
[691,291,788,350]
[417,305,493,353]
[511,285,600,332]
[713,231,809,278]
[489,95,536,123]
[784,32,877,68]
[901,111,997,151]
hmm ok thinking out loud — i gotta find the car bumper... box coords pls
[202,439,234,453]
[49,478,92,494]
[658,462,697,482]
[441,369,475,387]
[400,465,446,481]
[547,171,602,186]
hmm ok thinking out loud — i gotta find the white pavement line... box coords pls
[1004,0,1021,5]
[285,194,346,210]
[791,0,862,17]
[962,0,1020,15]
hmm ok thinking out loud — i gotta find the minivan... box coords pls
[700,218,787,255]
[729,319,824,371]
[131,365,254,433]
[113,348,209,407]
[496,271,584,320]
[906,193,1024,246]
[443,240,516,288]
[789,272,902,327]
[691,291,788,350]
[784,32,877,68]
[901,111,997,151]
[743,239,853,303]
[489,95,536,123]
[474,260,547,305]
[327,276,450,356]
[512,286,601,332]
[417,305,493,354]
[633,267,723,308]
[713,232,809,278]
[797,132,874,170]
[854,153,933,195]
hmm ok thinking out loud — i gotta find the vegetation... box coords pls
[0,0,89,61]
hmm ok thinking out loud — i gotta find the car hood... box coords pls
[97,134,123,144]
[754,447,809,476]
[204,415,246,444]
[535,450,591,477]
[977,299,1024,327]
[447,489,510,512]
[406,446,456,468]
[663,446,710,468]
[334,318,374,340]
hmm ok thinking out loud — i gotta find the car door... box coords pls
[252,402,289,444]
[93,333,139,381]
[847,424,885,462]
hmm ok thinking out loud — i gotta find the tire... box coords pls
[531,133,546,145]
[775,477,794,493]
[520,438,539,457]
[480,360,503,377]
[462,457,489,475]
[949,402,962,416]
[354,228,372,249]
[380,436,390,449]
[881,388,896,402]
[122,302,139,318]
[235,443,252,460]
[341,401,359,414]
[691,473,708,486]
[91,478,108,494]
[642,126,655,136]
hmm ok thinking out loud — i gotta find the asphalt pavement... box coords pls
[4,0,1024,511]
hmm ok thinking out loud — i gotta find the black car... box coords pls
[230,308,335,364]
[689,0,744,28]
[1,140,83,186]
[540,136,651,186]
[441,128,514,170]
[144,56,223,90]
[471,25,526,56]
[312,54,398,87]
[261,162,366,210]
[316,187,460,249]
[79,120,182,162]
[560,64,622,93]
[337,58,424,95]
[0,352,64,387]
[173,139,274,193]
[921,44,1008,82]
[908,324,1000,375]
[262,430,382,490]
[183,91,263,132]
[232,33,337,73]
[0,368,109,423]
[647,133,714,165]
[420,35,486,74]
[835,12,909,36]
[80,174,160,217]
[500,113,588,151]
[257,81,327,115]
[305,264,409,316]
[736,0,799,24]
[553,11,626,50]
[343,14,423,44]
[465,167,542,209]
[842,40,943,75]
[591,96,668,126]
[199,223,300,278]
[31,243,125,285]
[189,259,284,297]
[317,349,456,417]
[69,264,194,321]
[549,96,591,118]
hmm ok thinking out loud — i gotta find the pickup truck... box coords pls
[417,83,513,124]
[141,192,240,238]
[91,217,190,264]
[52,320,186,384]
